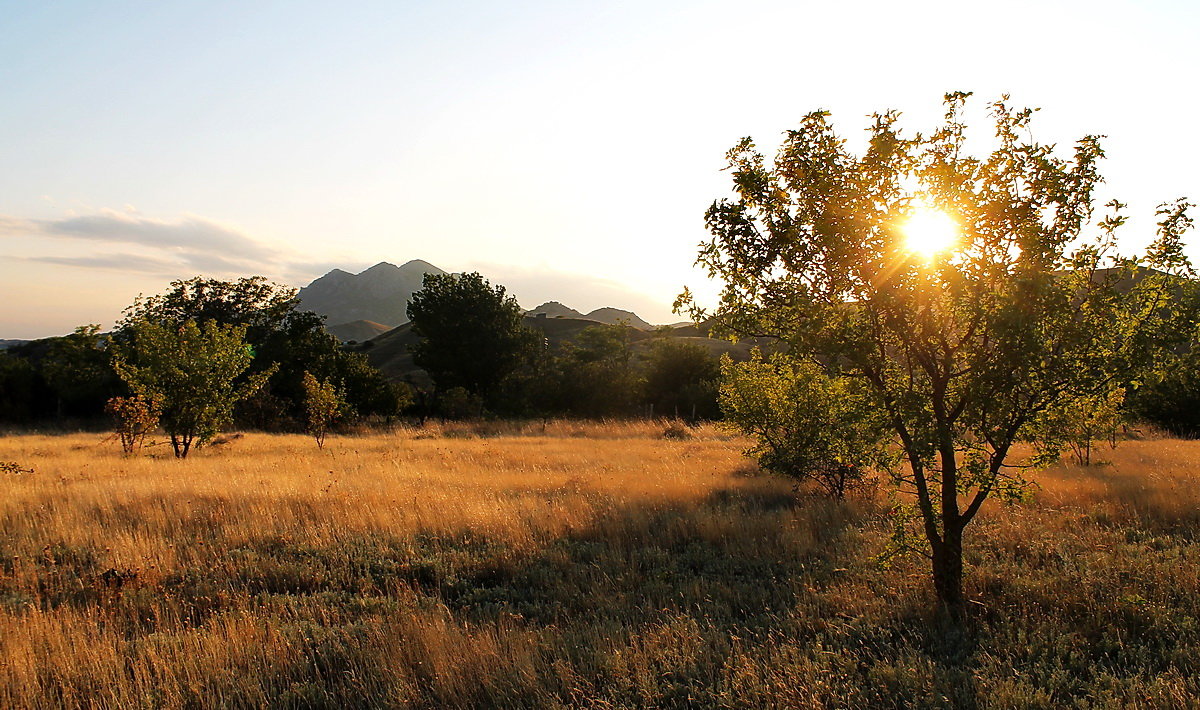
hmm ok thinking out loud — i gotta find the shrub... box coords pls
[105,395,162,454]
[720,352,893,499]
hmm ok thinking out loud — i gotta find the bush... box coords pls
[720,352,893,499]
[105,395,162,454]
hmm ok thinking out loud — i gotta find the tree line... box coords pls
[0,273,727,441]
[0,277,406,437]
[404,271,721,421]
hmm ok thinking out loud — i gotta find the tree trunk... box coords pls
[931,527,965,620]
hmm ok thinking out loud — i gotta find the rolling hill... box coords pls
[325,320,392,343]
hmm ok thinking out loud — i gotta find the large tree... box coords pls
[407,272,537,402]
[680,93,1194,619]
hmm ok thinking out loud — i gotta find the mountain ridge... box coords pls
[301,261,662,331]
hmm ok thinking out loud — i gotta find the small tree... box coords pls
[118,276,400,427]
[113,320,273,458]
[301,371,344,449]
[681,93,1193,619]
[105,395,162,454]
[1029,386,1125,466]
[721,352,894,499]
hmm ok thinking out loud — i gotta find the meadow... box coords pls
[1,421,1198,708]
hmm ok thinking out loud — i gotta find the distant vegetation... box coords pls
[0,273,730,432]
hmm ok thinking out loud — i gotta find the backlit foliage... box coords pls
[681,92,1194,616]
[104,394,162,455]
[720,351,894,499]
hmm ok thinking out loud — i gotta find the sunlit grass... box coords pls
[1,424,1198,707]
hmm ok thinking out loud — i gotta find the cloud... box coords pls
[0,215,33,234]
[36,209,278,260]
[0,208,283,278]
[22,253,183,273]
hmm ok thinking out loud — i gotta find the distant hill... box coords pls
[526,302,654,330]
[300,261,659,332]
[298,260,446,327]
[526,301,585,319]
[325,320,391,343]
[0,339,28,351]
[583,307,652,330]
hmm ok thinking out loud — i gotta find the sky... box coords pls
[1,0,1197,338]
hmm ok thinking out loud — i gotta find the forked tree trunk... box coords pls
[170,434,193,458]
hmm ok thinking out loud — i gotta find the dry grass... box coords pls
[1,424,1198,708]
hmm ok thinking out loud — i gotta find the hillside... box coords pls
[354,316,641,386]
[325,320,391,343]
[526,301,585,319]
[526,302,654,330]
[582,307,653,330]
[297,260,446,327]
[355,315,770,384]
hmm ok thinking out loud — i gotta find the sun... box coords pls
[900,206,959,260]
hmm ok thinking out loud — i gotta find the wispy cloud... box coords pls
[38,210,278,260]
[22,253,183,273]
[0,208,283,277]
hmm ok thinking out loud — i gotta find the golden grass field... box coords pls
[2,421,1199,708]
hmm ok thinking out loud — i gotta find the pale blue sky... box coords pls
[1,0,1197,337]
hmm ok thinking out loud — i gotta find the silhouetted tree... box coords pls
[41,325,122,418]
[407,272,537,406]
[550,324,644,417]
[642,339,720,420]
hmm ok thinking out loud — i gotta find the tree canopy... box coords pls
[681,92,1195,618]
[113,320,273,457]
[407,272,537,402]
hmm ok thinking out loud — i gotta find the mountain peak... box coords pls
[399,259,443,273]
[527,301,585,319]
[361,262,400,274]
[584,307,653,330]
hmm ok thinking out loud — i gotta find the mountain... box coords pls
[297,260,445,327]
[526,301,585,319]
[299,261,659,331]
[0,339,28,350]
[325,320,392,343]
